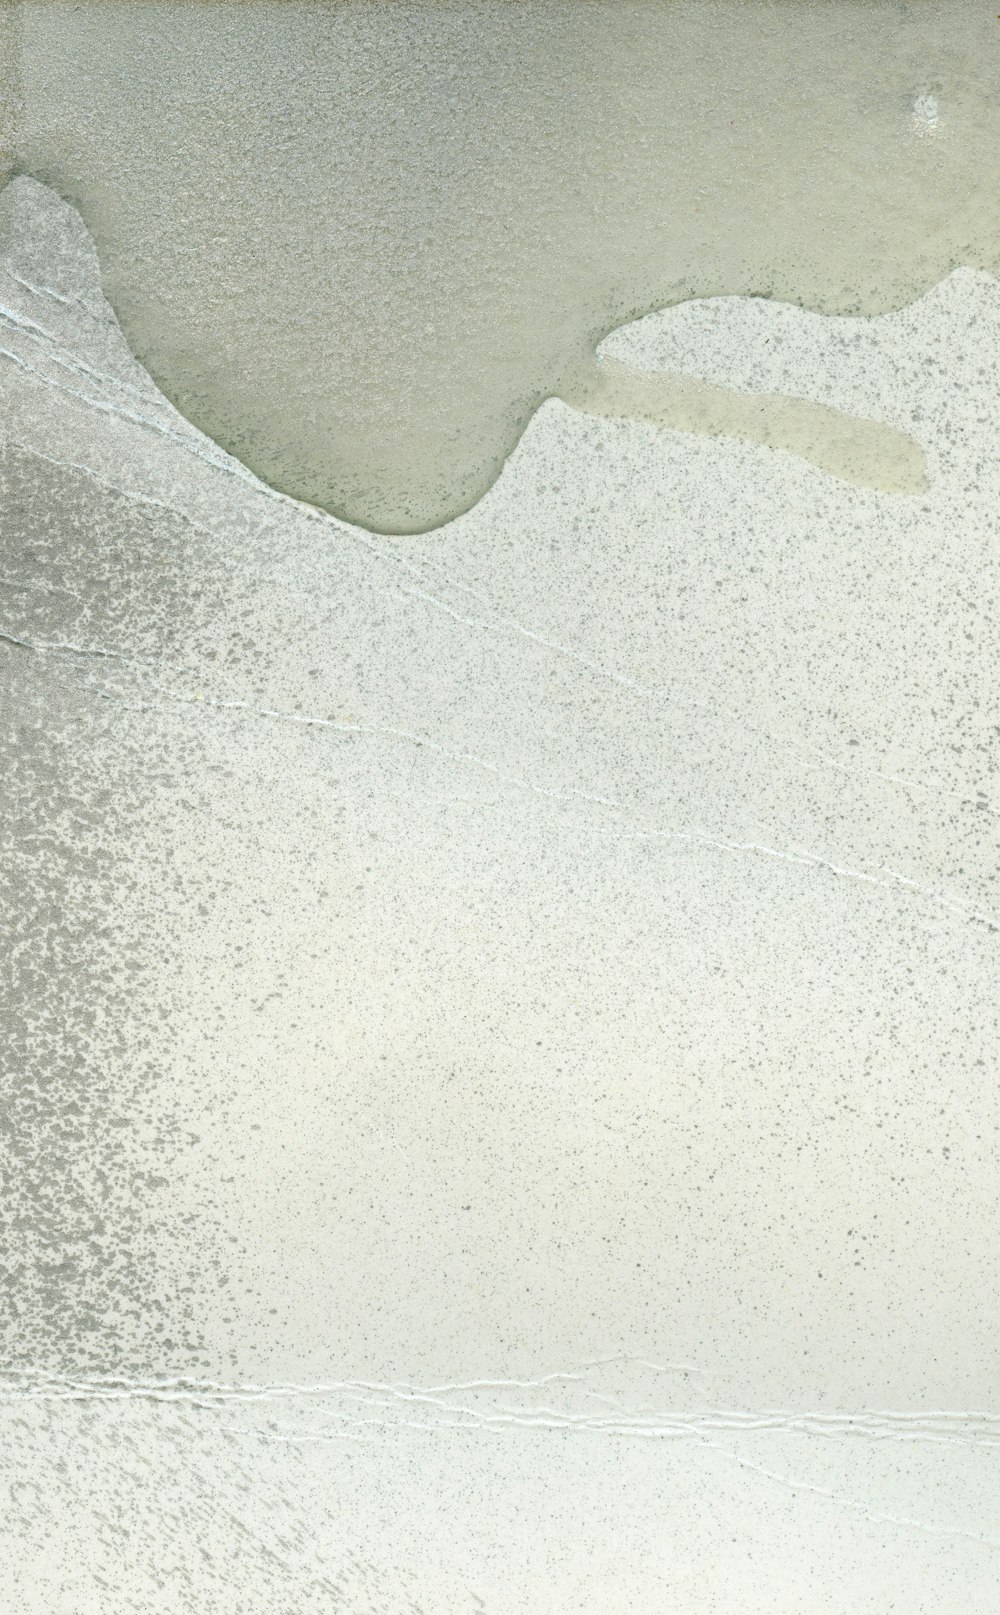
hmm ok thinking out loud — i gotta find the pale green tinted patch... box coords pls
[565,356,928,494]
[0,1,20,184]
[10,1,1000,530]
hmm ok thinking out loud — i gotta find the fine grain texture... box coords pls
[2,171,1000,1608]
[8,0,1000,528]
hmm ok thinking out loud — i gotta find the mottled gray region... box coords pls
[0,179,228,1371]
[2,176,1000,1606]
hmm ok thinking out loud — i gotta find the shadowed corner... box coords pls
[561,352,928,495]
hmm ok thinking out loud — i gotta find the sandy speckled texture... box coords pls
[2,168,1000,1608]
[8,0,1000,530]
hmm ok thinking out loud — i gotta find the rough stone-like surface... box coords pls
[11,0,1000,530]
[3,176,1000,1610]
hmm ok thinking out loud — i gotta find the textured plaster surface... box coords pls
[2,176,1000,1609]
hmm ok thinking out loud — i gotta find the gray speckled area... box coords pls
[3,175,1000,1609]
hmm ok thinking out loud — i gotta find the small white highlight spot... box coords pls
[912,93,940,136]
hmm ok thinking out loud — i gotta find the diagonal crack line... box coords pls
[1,266,107,325]
[0,626,193,678]
[15,406,986,828]
[1,626,133,663]
[0,342,255,489]
[0,300,201,422]
[92,676,626,817]
[696,1436,1000,1550]
[3,309,995,829]
[593,823,1000,931]
[5,437,217,539]
[83,670,1000,932]
[397,574,998,821]
[339,532,999,823]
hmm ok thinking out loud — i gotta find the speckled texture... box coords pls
[9,0,1000,529]
[3,175,1000,1608]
